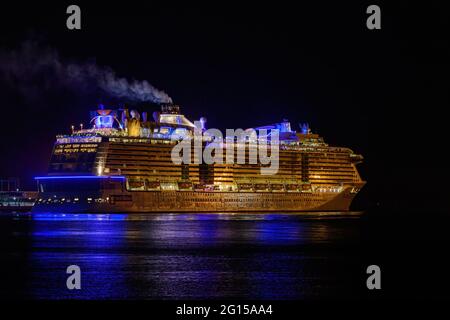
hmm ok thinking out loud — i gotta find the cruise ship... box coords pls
[33,104,365,213]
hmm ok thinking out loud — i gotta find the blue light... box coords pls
[94,115,114,128]
[31,213,128,221]
[34,176,126,180]
[300,123,310,134]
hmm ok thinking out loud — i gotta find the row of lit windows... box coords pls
[37,197,109,204]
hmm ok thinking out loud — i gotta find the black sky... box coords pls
[0,1,449,213]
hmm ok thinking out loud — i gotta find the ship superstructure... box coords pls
[33,104,365,213]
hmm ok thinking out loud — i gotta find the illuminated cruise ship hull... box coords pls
[32,104,366,213]
[32,183,365,213]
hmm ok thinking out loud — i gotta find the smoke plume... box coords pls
[0,40,172,103]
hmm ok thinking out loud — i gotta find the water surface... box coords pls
[0,212,365,300]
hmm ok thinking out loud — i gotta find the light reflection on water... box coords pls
[2,212,364,300]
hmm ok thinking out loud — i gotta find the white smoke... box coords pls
[0,40,172,103]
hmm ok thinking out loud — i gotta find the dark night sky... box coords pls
[0,1,449,213]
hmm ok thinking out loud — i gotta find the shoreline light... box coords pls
[34,176,125,180]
